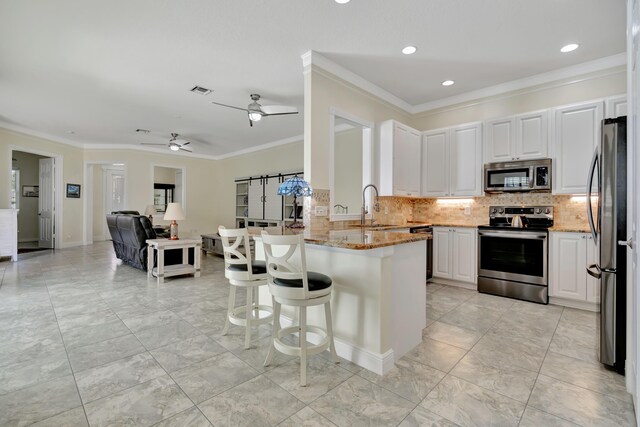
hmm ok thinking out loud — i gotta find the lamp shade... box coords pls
[144,205,157,216]
[277,176,313,197]
[164,203,185,221]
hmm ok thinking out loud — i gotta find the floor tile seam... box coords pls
[412,373,464,427]
[71,350,167,393]
[43,283,92,427]
[534,371,634,405]
[516,306,564,425]
[445,370,531,406]
[352,367,432,409]
[519,405,583,427]
[120,308,186,334]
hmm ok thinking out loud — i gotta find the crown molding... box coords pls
[214,133,303,160]
[302,50,626,115]
[0,122,87,149]
[301,50,414,112]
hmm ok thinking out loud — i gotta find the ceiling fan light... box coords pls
[169,143,180,151]
[248,112,262,121]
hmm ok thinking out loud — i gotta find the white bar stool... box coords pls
[218,226,273,349]
[261,231,337,386]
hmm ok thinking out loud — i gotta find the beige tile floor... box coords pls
[0,242,635,426]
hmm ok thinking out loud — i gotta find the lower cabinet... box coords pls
[433,227,477,284]
[549,232,599,308]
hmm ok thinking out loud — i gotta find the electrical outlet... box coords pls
[315,206,328,217]
[464,206,471,215]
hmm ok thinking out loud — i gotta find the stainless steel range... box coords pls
[477,206,553,304]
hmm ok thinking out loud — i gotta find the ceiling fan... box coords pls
[211,94,298,127]
[140,133,192,152]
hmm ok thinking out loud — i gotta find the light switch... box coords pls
[315,206,328,216]
[464,206,471,215]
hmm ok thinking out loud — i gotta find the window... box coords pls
[10,169,19,209]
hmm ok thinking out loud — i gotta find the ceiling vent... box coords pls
[190,85,212,95]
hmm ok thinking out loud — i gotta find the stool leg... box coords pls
[253,286,260,319]
[222,285,236,336]
[264,298,280,367]
[244,286,253,349]
[300,306,307,387]
[325,301,338,363]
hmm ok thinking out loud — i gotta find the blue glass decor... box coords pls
[278,175,313,228]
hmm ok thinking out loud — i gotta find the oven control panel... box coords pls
[488,205,553,228]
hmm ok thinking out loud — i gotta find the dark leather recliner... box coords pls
[106,213,193,271]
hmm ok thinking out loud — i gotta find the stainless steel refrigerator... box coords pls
[586,116,627,374]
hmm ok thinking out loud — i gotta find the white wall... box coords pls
[1,128,84,246]
[334,127,362,215]
[154,166,177,185]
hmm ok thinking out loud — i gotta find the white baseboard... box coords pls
[430,278,477,290]
[92,235,107,242]
[278,314,395,375]
[549,297,599,312]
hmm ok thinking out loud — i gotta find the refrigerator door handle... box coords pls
[586,263,602,279]
[618,238,634,249]
[586,149,599,244]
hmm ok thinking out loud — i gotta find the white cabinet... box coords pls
[552,100,604,194]
[421,129,449,197]
[422,122,482,197]
[380,120,421,196]
[605,95,627,119]
[0,209,18,261]
[432,227,477,284]
[484,110,548,163]
[549,232,599,308]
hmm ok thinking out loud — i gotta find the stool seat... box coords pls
[273,271,332,291]
[261,232,338,387]
[227,260,267,275]
[219,226,273,350]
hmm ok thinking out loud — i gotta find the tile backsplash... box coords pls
[306,190,594,231]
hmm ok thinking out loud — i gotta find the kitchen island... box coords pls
[250,226,428,375]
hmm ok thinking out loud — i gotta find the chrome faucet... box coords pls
[361,184,380,226]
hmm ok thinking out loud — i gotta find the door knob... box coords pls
[618,239,634,249]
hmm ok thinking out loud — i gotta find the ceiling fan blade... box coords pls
[178,147,192,152]
[262,111,299,117]
[140,143,167,146]
[261,105,298,115]
[211,101,249,112]
[181,141,191,146]
[249,117,253,127]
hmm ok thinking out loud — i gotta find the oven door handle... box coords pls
[478,231,547,240]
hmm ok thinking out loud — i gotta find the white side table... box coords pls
[147,238,202,284]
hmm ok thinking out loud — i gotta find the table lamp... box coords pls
[144,205,157,225]
[278,175,313,228]
[163,203,185,240]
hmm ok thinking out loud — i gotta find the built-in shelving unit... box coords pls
[235,171,303,228]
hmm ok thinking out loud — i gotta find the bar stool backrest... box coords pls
[218,226,256,280]
[261,232,310,300]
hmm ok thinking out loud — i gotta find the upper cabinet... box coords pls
[422,122,482,197]
[484,110,548,163]
[552,100,604,194]
[379,120,421,196]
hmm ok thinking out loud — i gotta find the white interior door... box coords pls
[38,157,54,248]
[263,176,283,221]
[103,168,125,239]
[628,0,639,410]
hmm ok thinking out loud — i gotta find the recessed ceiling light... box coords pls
[560,43,579,53]
[442,80,455,86]
[335,0,351,3]
[402,46,417,55]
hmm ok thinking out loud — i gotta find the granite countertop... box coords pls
[247,226,429,250]
[430,223,479,228]
[549,226,590,233]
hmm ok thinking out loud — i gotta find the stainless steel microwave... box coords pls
[484,158,552,193]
